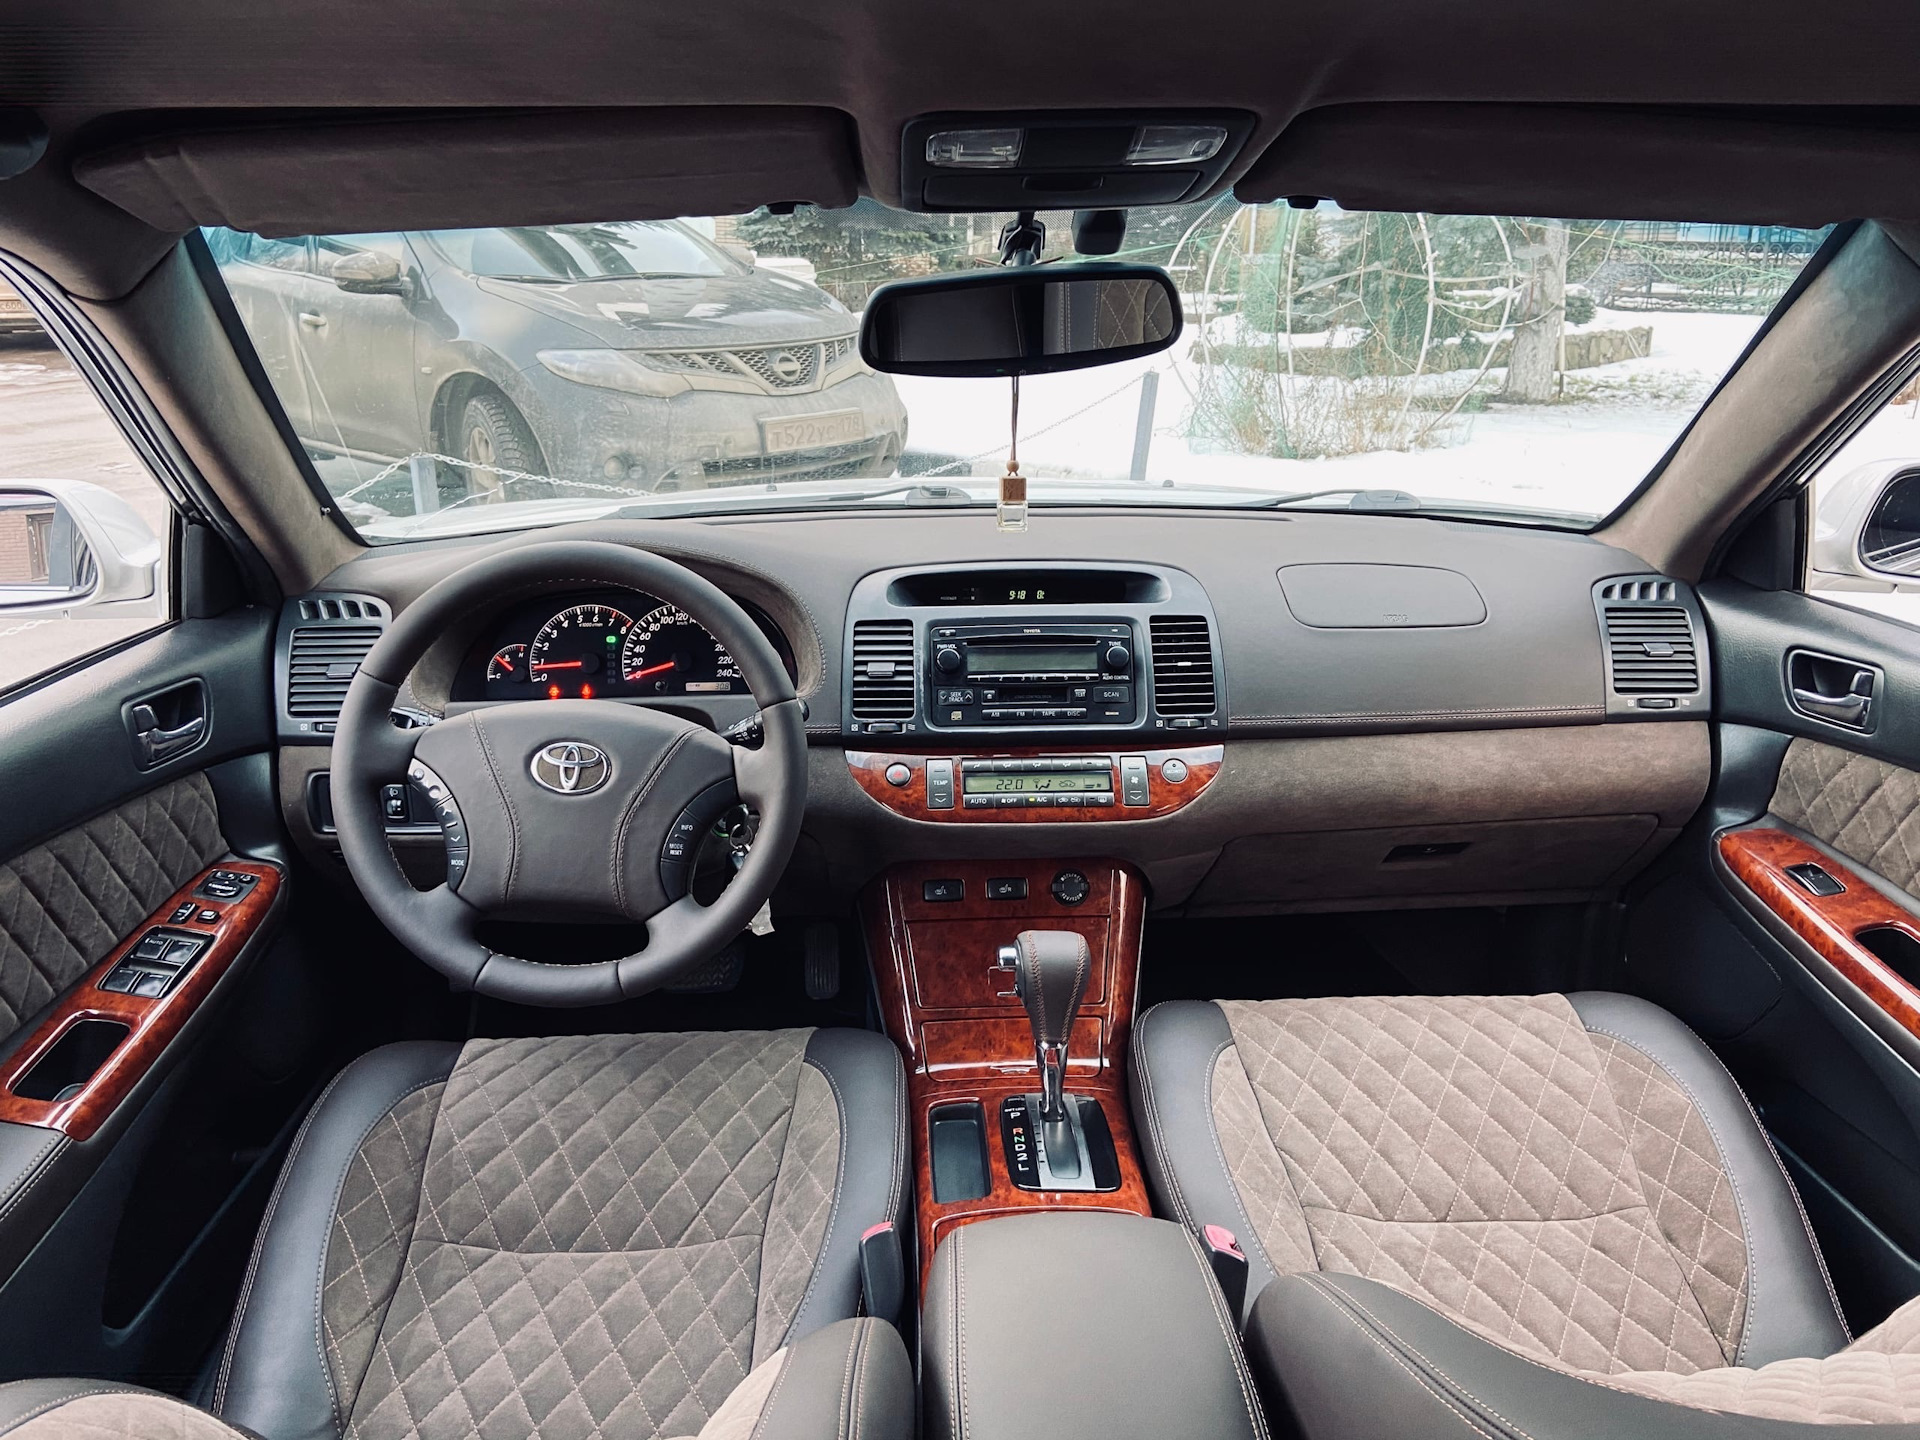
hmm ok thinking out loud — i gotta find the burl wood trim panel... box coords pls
[861,858,1152,1278]
[846,744,1221,823]
[0,861,282,1141]
[1719,828,1920,1043]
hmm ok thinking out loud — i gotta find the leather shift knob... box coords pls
[1013,929,1092,1049]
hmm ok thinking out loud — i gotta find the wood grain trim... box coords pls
[913,1074,1153,1280]
[861,858,1152,1281]
[1719,828,1920,1043]
[846,745,1221,823]
[0,861,282,1141]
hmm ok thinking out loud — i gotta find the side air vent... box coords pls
[287,626,382,717]
[1593,574,1707,717]
[1597,578,1677,604]
[1603,607,1699,694]
[1149,615,1217,715]
[850,619,916,722]
[279,593,389,738]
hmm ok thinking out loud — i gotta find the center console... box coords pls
[860,858,1153,1275]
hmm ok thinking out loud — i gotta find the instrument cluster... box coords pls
[453,588,791,703]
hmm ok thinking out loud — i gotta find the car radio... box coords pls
[927,621,1137,727]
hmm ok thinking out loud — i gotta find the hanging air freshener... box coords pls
[998,374,1028,532]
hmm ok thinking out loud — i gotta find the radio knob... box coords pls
[935,645,965,674]
[1103,642,1132,671]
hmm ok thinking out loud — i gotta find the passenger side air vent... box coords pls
[1593,576,1707,717]
[850,619,916,724]
[1149,615,1217,716]
[279,593,389,739]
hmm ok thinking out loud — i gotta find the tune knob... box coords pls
[935,645,965,674]
[1103,642,1132,671]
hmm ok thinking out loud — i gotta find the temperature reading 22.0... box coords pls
[619,605,743,695]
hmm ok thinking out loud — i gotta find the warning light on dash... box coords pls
[546,684,561,700]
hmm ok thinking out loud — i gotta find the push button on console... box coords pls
[923,878,965,903]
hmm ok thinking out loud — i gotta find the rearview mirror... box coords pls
[1812,462,1920,594]
[0,482,162,616]
[330,249,411,297]
[858,263,1181,377]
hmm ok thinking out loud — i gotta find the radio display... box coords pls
[964,644,1098,676]
[962,771,1113,794]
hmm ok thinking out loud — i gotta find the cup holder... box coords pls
[12,1018,128,1103]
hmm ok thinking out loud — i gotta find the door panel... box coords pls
[1656,576,1920,1328]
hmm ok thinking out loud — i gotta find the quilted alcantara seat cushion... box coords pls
[1130,991,1920,1435]
[215,1028,908,1440]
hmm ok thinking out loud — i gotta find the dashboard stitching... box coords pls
[609,730,695,915]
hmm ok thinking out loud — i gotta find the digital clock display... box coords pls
[962,772,1113,794]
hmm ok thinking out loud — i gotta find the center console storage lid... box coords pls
[922,1212,1264,1440]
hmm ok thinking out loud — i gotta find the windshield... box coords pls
[426,221,741,281]
[204,204,1829,542]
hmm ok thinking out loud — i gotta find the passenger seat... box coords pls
[1133,992,1920,1436]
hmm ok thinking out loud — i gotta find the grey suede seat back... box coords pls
[216,1027,907,1440]
[1130,991,1920,1434]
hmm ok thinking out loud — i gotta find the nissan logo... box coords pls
[530,741,611,795]
[768,349,806,384]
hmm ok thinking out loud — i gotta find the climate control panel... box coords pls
[845,744,1221,823]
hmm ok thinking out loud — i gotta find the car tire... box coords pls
[456,391,551,502]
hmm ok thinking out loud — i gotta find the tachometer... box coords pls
[619,605,743,694]
[529,604,633,698]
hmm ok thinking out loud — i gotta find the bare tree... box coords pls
[1501,219,1568,402]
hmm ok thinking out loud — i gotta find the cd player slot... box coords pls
[928,619,1138,729]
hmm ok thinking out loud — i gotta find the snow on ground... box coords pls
[895,309,1770,520]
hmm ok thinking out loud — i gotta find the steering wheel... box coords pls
[331,541,807,1007]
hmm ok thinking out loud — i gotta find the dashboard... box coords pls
[447,588,794,703]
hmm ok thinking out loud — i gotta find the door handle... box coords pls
[133,714,206,766]
[1790,687,1872,728]
[1785,649,1881,733]
[298,311,327,329]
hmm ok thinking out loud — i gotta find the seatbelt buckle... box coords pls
[859,1221,906,1328]
[1203,1224,1248,1329]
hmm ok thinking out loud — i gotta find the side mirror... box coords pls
[1812,462,1920,594]
[859,262,1182,377]
[0,482,162,616]
[330,249,412,298]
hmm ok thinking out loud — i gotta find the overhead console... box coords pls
[843,562,1225,742]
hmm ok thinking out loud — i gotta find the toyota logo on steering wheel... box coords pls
[530,741,611,795]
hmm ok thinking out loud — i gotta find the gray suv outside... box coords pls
[207,220,907,511]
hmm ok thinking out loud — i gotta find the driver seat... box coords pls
[203,1027,910,1440]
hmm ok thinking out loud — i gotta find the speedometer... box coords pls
[528,604,633,698]
[619,605,743,695]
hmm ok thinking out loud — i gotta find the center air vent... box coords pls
[1149,615,1216,716]
[850,619,916,723]
[1594,575,1705,716]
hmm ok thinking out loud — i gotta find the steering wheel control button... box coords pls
[985,877,1028,901]
[1160,757,1189,784]
[657,781,741,902]
[884,762,912,788]
[1119,754,1151,806]
[1050,870,1091,906]
[381,783,410,821]
[923,878,965,903]
[407,759,471,889]
[529,740,612,795]
[925,758,956,809]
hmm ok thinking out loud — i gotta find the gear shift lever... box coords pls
[1001,930,1092,1177]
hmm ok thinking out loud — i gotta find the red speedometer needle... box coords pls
[627,661,676,679]
[530,659,584,671]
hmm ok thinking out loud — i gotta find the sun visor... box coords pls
[73,107,858,236]
[1237,104,1920,226]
